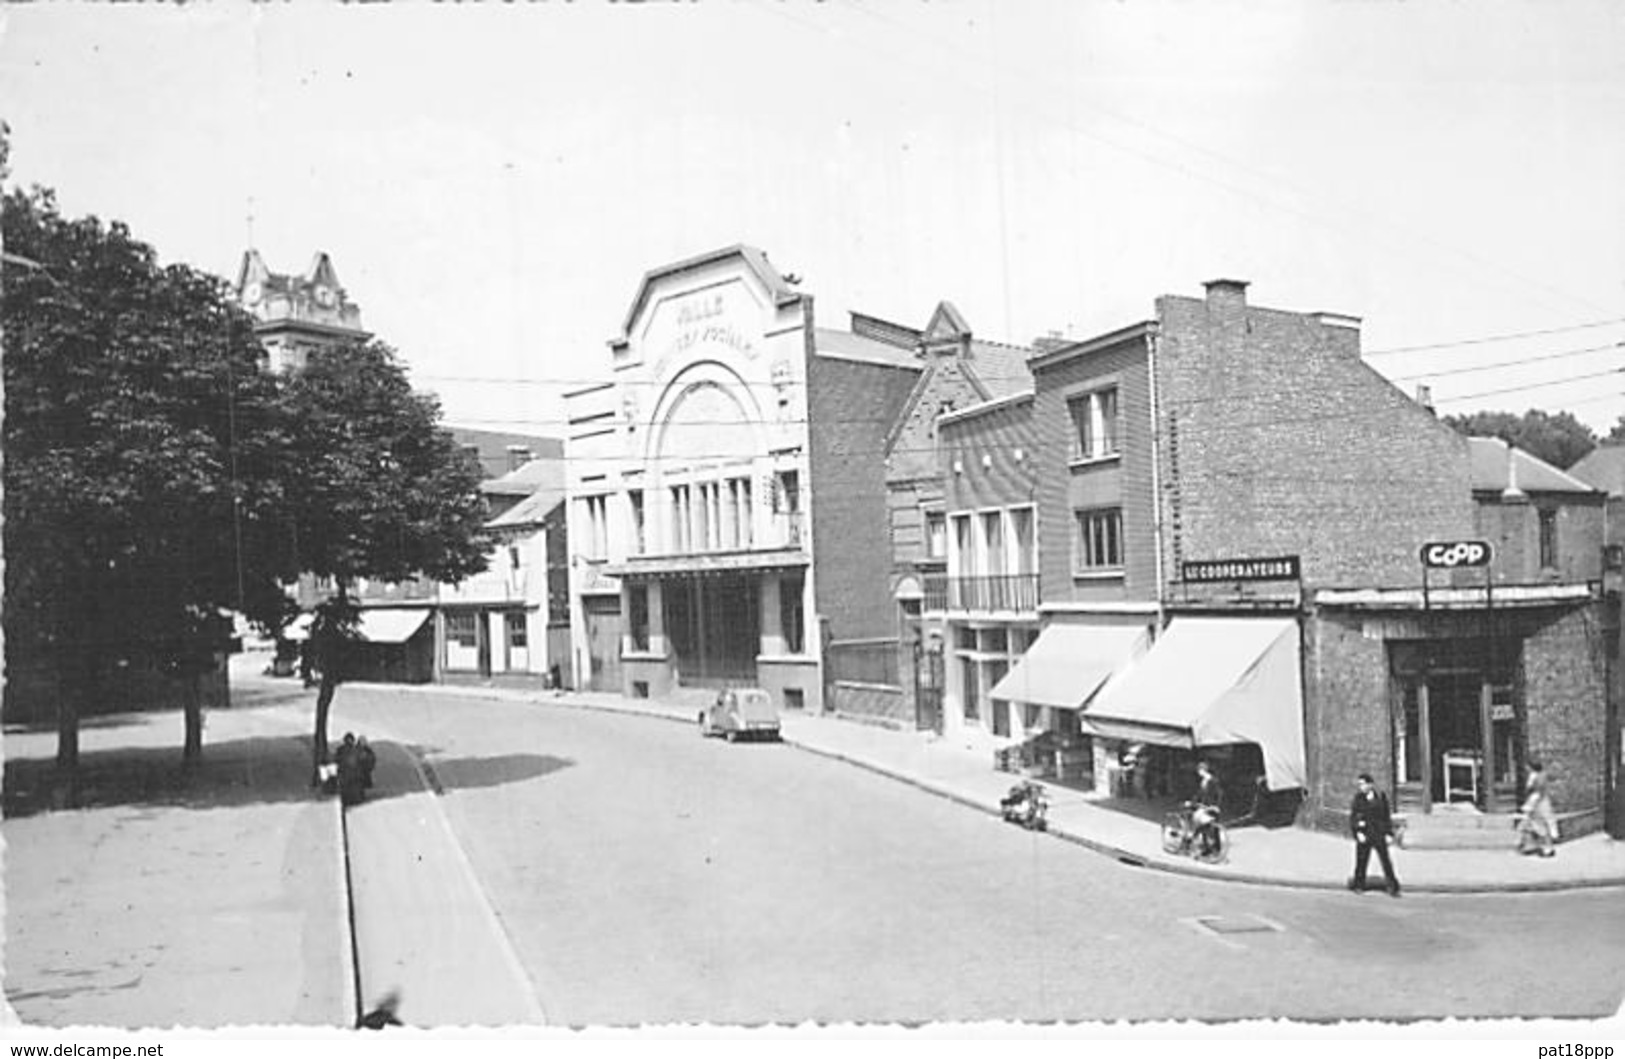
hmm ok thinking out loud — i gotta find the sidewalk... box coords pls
[387,679,1625,895]
[1,702,354,1029]
[342,735,548,1028]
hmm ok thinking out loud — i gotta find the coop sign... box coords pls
[1181,555,1301,583]
[1420,540,1493,569]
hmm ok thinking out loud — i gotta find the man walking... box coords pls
[1349,772,1401,896]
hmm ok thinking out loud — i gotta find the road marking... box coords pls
[1180,913,1286,951]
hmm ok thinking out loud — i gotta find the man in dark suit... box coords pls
[1349,772,1401,896]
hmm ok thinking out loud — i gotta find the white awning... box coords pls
[989,623,1149,710]
[357,608,431,644]
[1082,617,1306,790]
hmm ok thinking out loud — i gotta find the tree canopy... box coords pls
[3,185,493,786]
[1440,408,1599,470]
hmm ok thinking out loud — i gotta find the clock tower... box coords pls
[235,249,371,373]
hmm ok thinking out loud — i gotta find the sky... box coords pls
[3,1,1623,441]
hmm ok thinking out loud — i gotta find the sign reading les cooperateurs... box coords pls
[1420,540,1493,568]
[1181,556,1301,583]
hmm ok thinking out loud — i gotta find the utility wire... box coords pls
[1365,317,1625,356]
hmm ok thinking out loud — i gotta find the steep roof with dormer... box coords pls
[880,302,1036,483]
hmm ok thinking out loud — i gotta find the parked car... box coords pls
[698,687,781,742]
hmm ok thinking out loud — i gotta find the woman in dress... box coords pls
[1518,759,1558,858]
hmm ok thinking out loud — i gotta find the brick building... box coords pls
[564,245,921,711]
[963,278,1615,836]
[863,303,1036,732]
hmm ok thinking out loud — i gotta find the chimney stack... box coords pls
[506,445,533,473]
[1415,384,1435,414]
[1501,440,1528,504]
[1202,278,1250,309]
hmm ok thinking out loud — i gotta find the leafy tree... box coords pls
[276,339,492,780]
[3,186,297,785]
[1606,414,1625,445]
[4,186,492,797]
[1441,408,1598,470]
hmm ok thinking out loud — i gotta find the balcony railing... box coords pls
[945,573,1040,613]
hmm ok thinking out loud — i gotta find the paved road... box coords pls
[332,686,1625,1027]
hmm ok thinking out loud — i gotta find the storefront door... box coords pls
[1396,669,1518,813]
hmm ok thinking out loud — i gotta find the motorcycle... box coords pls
[1000,780,1049,831]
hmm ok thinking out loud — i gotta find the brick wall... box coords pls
[807,354,921,641]
[1524,604,1609,818]
[1304,610,1393,828]
[1473,494,1605,584]
[887,358,990,484]
[1155,290,1476,589]
[1031,333,1157,603]
[940,396,1037,513]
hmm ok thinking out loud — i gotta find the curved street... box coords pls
[331,684,1625,1027]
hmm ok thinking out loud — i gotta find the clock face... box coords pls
[242,281,262,305]
[314,285,336,308]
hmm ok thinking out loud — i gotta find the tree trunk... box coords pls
[54,645,87,806]
[182,674,204,765]
[312,670,336,786]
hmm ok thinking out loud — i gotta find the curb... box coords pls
[335,797,363,1029]
[786,740,1625,895]
[342,681,1625,896]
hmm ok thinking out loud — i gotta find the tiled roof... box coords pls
[481,455,567,497]
[488,482,566,529]
[813,327,924,370]
[1568,444,1625,497]
[1467,437,1604,496]
[967,339,1035,400]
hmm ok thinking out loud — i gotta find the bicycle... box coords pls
[1161,801,1229,864]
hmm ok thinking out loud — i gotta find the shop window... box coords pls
[1074,507,1123,571]
[446,612,478,647]
[504,611,528,649]
[962,657,980,721]
[925,511,947,559]
[628,585,650,651]
[780,572,806,654]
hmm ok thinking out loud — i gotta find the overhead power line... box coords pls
[1365,317,1625,356]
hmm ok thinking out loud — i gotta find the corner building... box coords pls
[962,279,1613,837]
[565,246,920,710]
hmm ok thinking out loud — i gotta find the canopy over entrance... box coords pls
[1082,616,1305,790]
[989,623,1148,709]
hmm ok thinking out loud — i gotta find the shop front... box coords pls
[1310,584,1608,836]
[1078,616,1307,822]
[986,620,1150,787]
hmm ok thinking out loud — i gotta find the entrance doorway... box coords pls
[663,576,761,686]
[1391,639,1519,813]
[583,595,624,692]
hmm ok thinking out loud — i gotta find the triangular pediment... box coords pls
[922,301,971,347]
[305,252,343,291]
[235,249,270,293]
